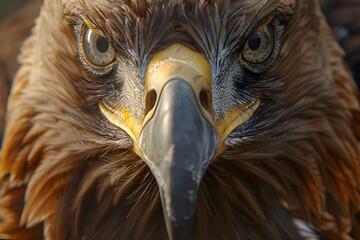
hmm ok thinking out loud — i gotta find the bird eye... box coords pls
[241,24,275,65]
[82,26,115,67]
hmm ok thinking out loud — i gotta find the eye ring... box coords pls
[81,25,116,68]
[241,24,275,66]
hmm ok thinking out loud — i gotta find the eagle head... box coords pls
[0,0,359,239]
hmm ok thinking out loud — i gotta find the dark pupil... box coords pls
[96,37,110,53]
[248,33,261,51]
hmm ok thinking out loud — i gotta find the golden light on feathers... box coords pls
[0,0,359,239]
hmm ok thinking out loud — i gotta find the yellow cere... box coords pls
[144,43,214,127]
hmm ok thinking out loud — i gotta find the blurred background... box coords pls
[0,0,32,21]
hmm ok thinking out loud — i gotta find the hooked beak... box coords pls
[99,44,260,240]
[140,79,217,240]
[139,44,217,240]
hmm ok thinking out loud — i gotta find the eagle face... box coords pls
[0,0,359,240]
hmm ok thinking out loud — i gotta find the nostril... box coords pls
[144,89,157,116]
[199,89,211,113]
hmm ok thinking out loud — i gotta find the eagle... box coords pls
[0,0,359,239]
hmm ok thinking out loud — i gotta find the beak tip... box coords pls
[157,181,197,240]
[165,219,194,240]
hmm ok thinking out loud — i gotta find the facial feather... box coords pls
[0,0,359,239]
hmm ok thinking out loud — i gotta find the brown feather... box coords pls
[0,0,359,239]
